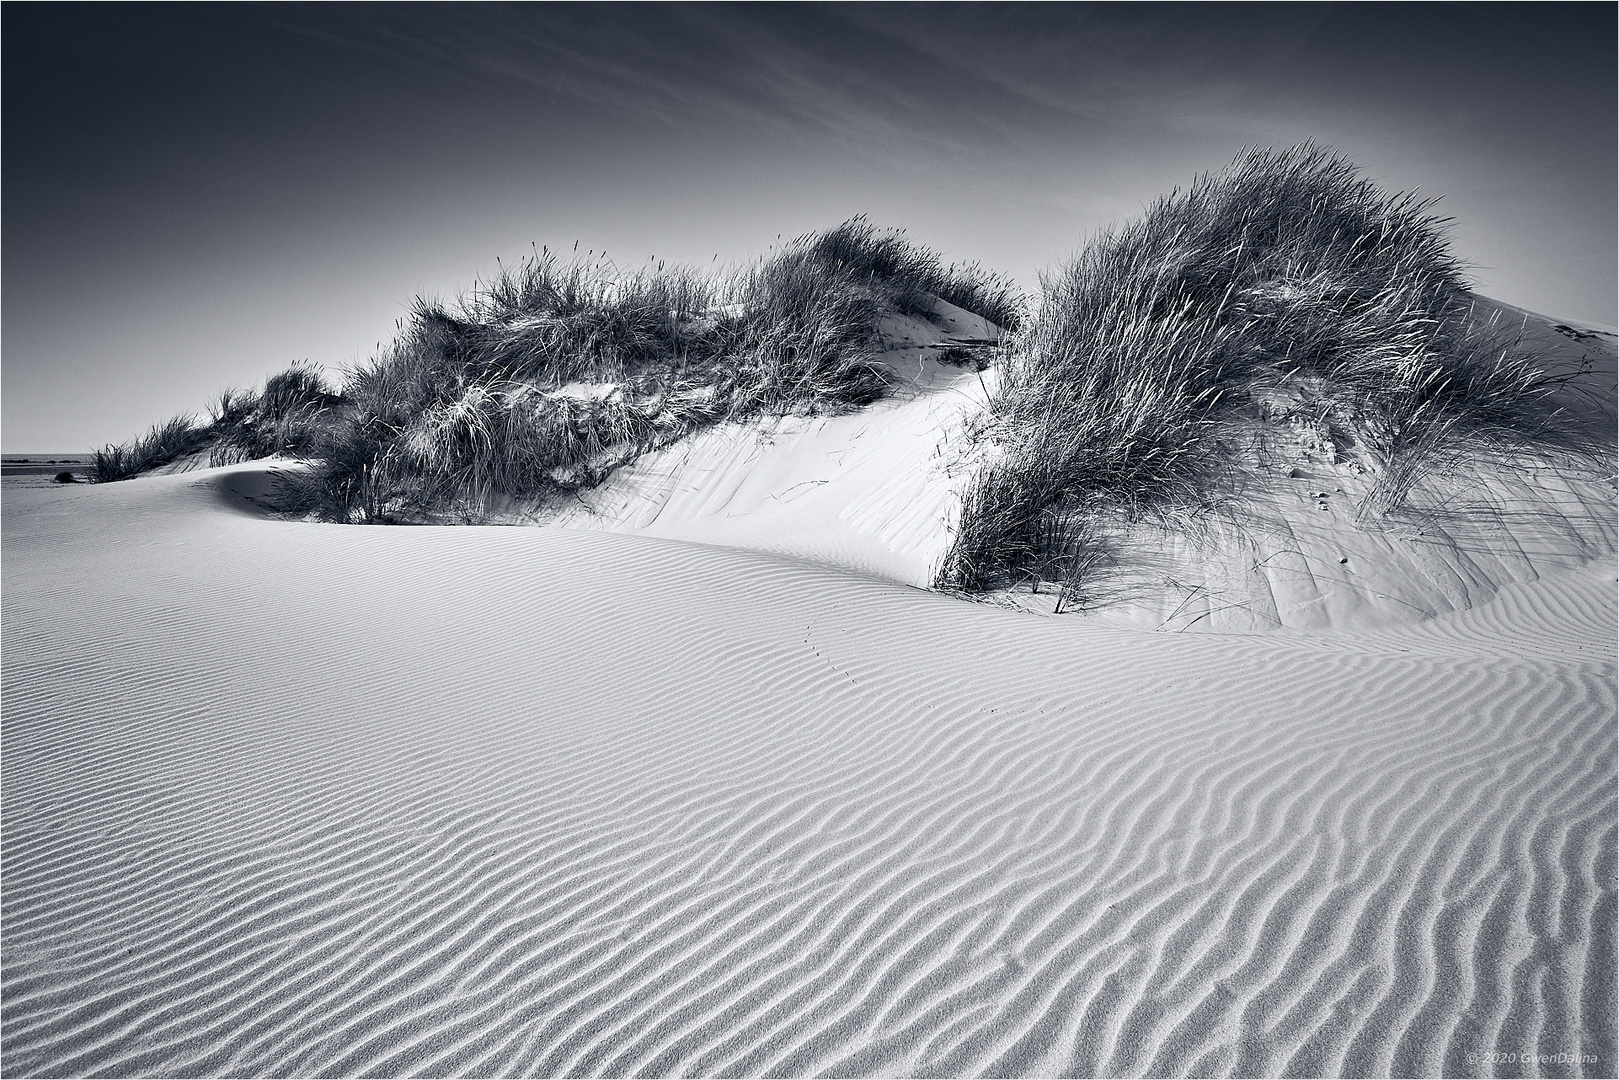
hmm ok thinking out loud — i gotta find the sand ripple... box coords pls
[3,470,1613,1077]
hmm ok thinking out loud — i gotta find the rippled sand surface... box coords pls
[4,463,1612,1077]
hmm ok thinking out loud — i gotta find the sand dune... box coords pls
[521,300,1002,587]
[511,299,1618,640]
[4,454,1613,1076]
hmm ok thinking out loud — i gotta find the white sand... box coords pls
[2,301,1614,1077]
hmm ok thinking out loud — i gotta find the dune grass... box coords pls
[795,216,1026,332]
[209,362,340,466]
[274,221,1020,522]
[937,143,1576,602]
[91,219,1019,515]
[91,415,216,483]
[92,363,339,482]
[87,160,1585,612]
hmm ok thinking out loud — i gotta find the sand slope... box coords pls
[4,461,1613,1077]
[514,299,1617,639]
[519,300,1002,587]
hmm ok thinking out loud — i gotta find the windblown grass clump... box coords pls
[276,222,1021,523]
[92,415,216,482]
[92,219,1019,513]
[796,216,1027,332]
[939,143,1572,601]
[210,362,340,466]
[92,363,339,482]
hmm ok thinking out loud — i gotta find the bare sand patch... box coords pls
[3,452,1612,1076]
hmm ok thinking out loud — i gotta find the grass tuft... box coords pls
[209,362,340,466]
[938,143,1581,602]
[92,415,215,482]
[275,220,1022,522]
[96,220,1022,511]
[92,364,340,483]
[798,216,1027,331]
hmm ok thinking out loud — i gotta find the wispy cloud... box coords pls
[248,5,1079,164]
[3,3,1612,450]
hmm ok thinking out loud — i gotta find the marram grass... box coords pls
[88,155,1594,609]
[250,221,1016,522]
[936,143,1584,602]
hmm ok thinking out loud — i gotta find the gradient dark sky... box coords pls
[4,2,1614,450]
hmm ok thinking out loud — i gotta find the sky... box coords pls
[4,2,1615,452]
